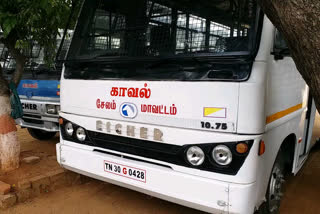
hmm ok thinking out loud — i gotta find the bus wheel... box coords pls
[259,154,286,214]
[27,128,57,141]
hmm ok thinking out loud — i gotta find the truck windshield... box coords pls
[69,0,258,59]
[2,46,60,80]
[66,0,260,81]
[2,30,73,80]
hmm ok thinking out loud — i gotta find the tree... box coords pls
[0,0,73,172]
[258,0,320,110]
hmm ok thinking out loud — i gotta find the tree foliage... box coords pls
[0,0,74,89]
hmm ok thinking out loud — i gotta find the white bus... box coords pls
[56,0,320,213]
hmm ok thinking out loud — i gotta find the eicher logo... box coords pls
[21,103,38,111]
[120,103,138,119]
[96,120,164,142]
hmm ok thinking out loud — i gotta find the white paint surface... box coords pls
[0,96,11,115]
[0,131,20,172]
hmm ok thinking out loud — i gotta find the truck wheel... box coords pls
[257,153,286,214]
[27,128,57,140]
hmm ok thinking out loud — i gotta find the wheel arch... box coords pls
[255,133,297,213]
[279,133,297,174]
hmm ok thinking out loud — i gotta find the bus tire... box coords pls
[257,152,286,214]
[27,128,57,141]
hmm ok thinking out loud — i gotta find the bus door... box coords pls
[299,93,316,159]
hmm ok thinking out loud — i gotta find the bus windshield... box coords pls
[68,0,259,60]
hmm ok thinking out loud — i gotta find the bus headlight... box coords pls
[46,104,57,114]
[212,145,232,166]
[186,146,205,166]
[65,122,74,136]
[76,127,86,141]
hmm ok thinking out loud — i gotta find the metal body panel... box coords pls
[61,80,239,134]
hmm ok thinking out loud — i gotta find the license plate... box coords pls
[104,160,146,183]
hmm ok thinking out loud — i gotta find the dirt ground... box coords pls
[2,128,320,214]
[280,143,320,214]
[0,128,60,185]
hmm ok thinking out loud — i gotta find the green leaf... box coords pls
[0,0,79,65]
[2,16,17,37]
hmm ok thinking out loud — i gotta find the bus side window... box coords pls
[273,29,290,60]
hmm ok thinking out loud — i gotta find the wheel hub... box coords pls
[268,165,284,213]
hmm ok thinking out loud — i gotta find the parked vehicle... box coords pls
[0,31,72,140]
[56,0,320,213]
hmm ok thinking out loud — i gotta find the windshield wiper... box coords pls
[145,57,213,70]
[145,58,178,69]
[92,51,125,60]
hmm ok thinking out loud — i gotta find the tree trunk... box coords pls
[258,1,320,111]
[0,35,26,172]
[12,55,27,86]
[0,65,20,172]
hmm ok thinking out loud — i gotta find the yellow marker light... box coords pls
[236,142,249,154]
[258,140,266,156]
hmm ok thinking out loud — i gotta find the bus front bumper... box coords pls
[56,143,257,214]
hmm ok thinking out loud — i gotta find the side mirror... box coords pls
[271,48,290,61]
[272,30,290,60]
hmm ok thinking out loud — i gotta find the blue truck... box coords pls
[16,78,61,140]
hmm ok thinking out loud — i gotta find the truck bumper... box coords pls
[16,118,59,132]
[56,142,257,214]
[17,97,59,132]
